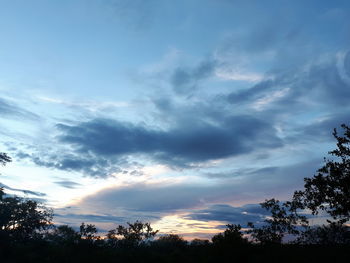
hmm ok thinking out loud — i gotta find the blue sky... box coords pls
[0,0,349,238]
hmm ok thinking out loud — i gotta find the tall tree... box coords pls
[247,199,307,244]
[292,124,350,224]
[249,124,350,244]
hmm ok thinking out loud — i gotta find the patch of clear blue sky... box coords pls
[1,0,342,100]
[0,0,224,100]
[1,1,346,95]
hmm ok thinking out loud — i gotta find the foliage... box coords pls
[106,228,119,248]
[246,124,350,245]
[190,238,210,246]
[292,124,350,225]
[79,222,98,240]
[47,225,80,245]
[296,222,350,245]
[107,220,158,247]
[212,224,248,246]
[0,189,53,242]
[155,234,187,248]
[0,154,52,243]
[247,199,307,244]
[0,152,11,166]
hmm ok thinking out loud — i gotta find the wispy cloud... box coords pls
[38,96,130,112]
[0,182,46,197]
[215,69,264,82]
[54,180,82,189]
[0,97,40,121]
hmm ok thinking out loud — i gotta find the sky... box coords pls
[0,0,350,239]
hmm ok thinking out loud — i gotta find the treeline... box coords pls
[1,124,350,262]
[0,189,349,263]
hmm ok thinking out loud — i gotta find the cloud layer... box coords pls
[55,115,282,167]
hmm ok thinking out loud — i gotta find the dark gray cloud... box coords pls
[204,166,279,179]
[78,183,218,213]
[50,159,320,230]
[55,213,126,223]
[186,203,270,227]
[16,150,125,178]
[227,79,275,104]
[45,115,283,172]
[76,160,318,215]
[186,203,321,232]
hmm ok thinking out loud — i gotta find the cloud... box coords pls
[77,183,218,213]
[226,51,350,116]
[24,152,124,178]
[54,206,162,229]
[55,213,126,223]
[74,160,319,216]
[215,69,264,82]
[53,115,282,170]
[54,180,82,189]
[0,182,46,197]
[38,96,129,112]
[185,203,270,227]
[204,166,279,179]
[0,97,39,120]
[44,158,321,232]
[170,59,217,95]
[289,112,350,143]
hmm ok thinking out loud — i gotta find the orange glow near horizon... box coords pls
[153,213,224,240]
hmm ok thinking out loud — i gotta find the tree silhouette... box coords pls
[47,225,80,245]
[0,152,11,166]
[108,220,158,247]
[292,124,350,225]
[80,222,98,240]
[190,238,210,246]
[297,222,350,244]
[247,199,307,244]
[212,224,248,246]
[156,234,187,248]
[0,153,52,243]
[248,124,350,244]
[0,189,53,242]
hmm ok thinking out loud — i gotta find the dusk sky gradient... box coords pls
[1,0,350,239]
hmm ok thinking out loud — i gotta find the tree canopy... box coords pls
[249,124,350,244]
[0,153,52,243]
[292,124,350,224]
